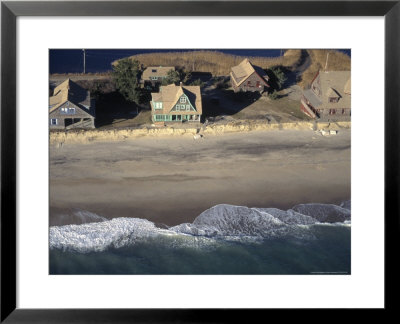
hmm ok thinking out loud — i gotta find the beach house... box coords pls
[49,79,95,129]
[230,58,270,93]
[142,66,175,89]
[300,70,351,119]
[150,83,202,123]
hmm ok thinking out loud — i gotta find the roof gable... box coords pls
[49,79,91,113]
[49,100,94,118]
[326,87,340,98]
[151,84,202,114]
[307,71,351,108]
[230,58,268,86]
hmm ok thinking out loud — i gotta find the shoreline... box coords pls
[50,128,351,227]
[50,120,351,146]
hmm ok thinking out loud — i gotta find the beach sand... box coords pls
[49,129,351,226]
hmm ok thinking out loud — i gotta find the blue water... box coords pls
[49,49,351,74]
[49,202,351,275]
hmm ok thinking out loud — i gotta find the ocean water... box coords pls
[49,202,351,275]
[49,49,351,74]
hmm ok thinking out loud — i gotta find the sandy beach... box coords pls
[49,129,351,226]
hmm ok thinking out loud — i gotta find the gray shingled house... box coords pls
[141,66,175,89]
[230,58,269,93]
[300,71,351,119]
[49,79,95,129]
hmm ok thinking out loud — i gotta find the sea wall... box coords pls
[50,121,351,145]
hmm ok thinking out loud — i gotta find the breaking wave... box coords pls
[50,202,351,253]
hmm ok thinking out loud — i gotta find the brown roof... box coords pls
[151,84,202,115]
[230,58,269,87]
[142,66,175,80]
[304,71,351,109]
[49,79,91,113]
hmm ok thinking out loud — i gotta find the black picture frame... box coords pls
[1,0,399,322]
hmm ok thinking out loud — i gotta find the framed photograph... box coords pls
[1,0,398,322]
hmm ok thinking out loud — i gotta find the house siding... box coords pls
[231,72,267,93]
[301,71,351,119]
[49,100,95,129]
[151,103,201,123]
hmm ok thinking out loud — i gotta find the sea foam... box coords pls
[50,202,351,253]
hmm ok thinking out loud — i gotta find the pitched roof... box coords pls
[326,87,340,98]
[304,71,351,109]
[230,58,269,86]
[303,89,322,108]
[142,66,175,80]
[151,84,202,115]
[49,79,91,113]
[319,71,351,108]
[344,77,351,94]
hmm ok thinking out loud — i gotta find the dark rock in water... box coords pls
[291,204,351,223]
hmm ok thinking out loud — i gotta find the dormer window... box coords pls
[329,97,339,103]
[327,87,340,103]
[152,69,157,73]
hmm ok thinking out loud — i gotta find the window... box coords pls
[247,81,251,86]
[152,69,157,73]
[151,76,158,80]
[154,102,162,109]
[329,97,338,103]
[256,81,260,87]
[180,97,186,103]
[60,107,75,114]
[186,105,190,111]
[50,118,58,125]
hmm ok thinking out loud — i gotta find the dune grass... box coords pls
[299,50,351,88]
[114,50,302,76]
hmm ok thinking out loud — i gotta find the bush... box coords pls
[268,90,278,100]
[161,69,181,85]
[190,79,204,87]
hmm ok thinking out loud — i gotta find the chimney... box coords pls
[324,52,330,71]
[180,82,183,87]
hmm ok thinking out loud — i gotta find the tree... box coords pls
[183,71,192,84]
[162,69,181,85]
[268,66,287,90]
[112,58,142,104]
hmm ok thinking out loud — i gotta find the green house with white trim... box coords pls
[150,83,202,123]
